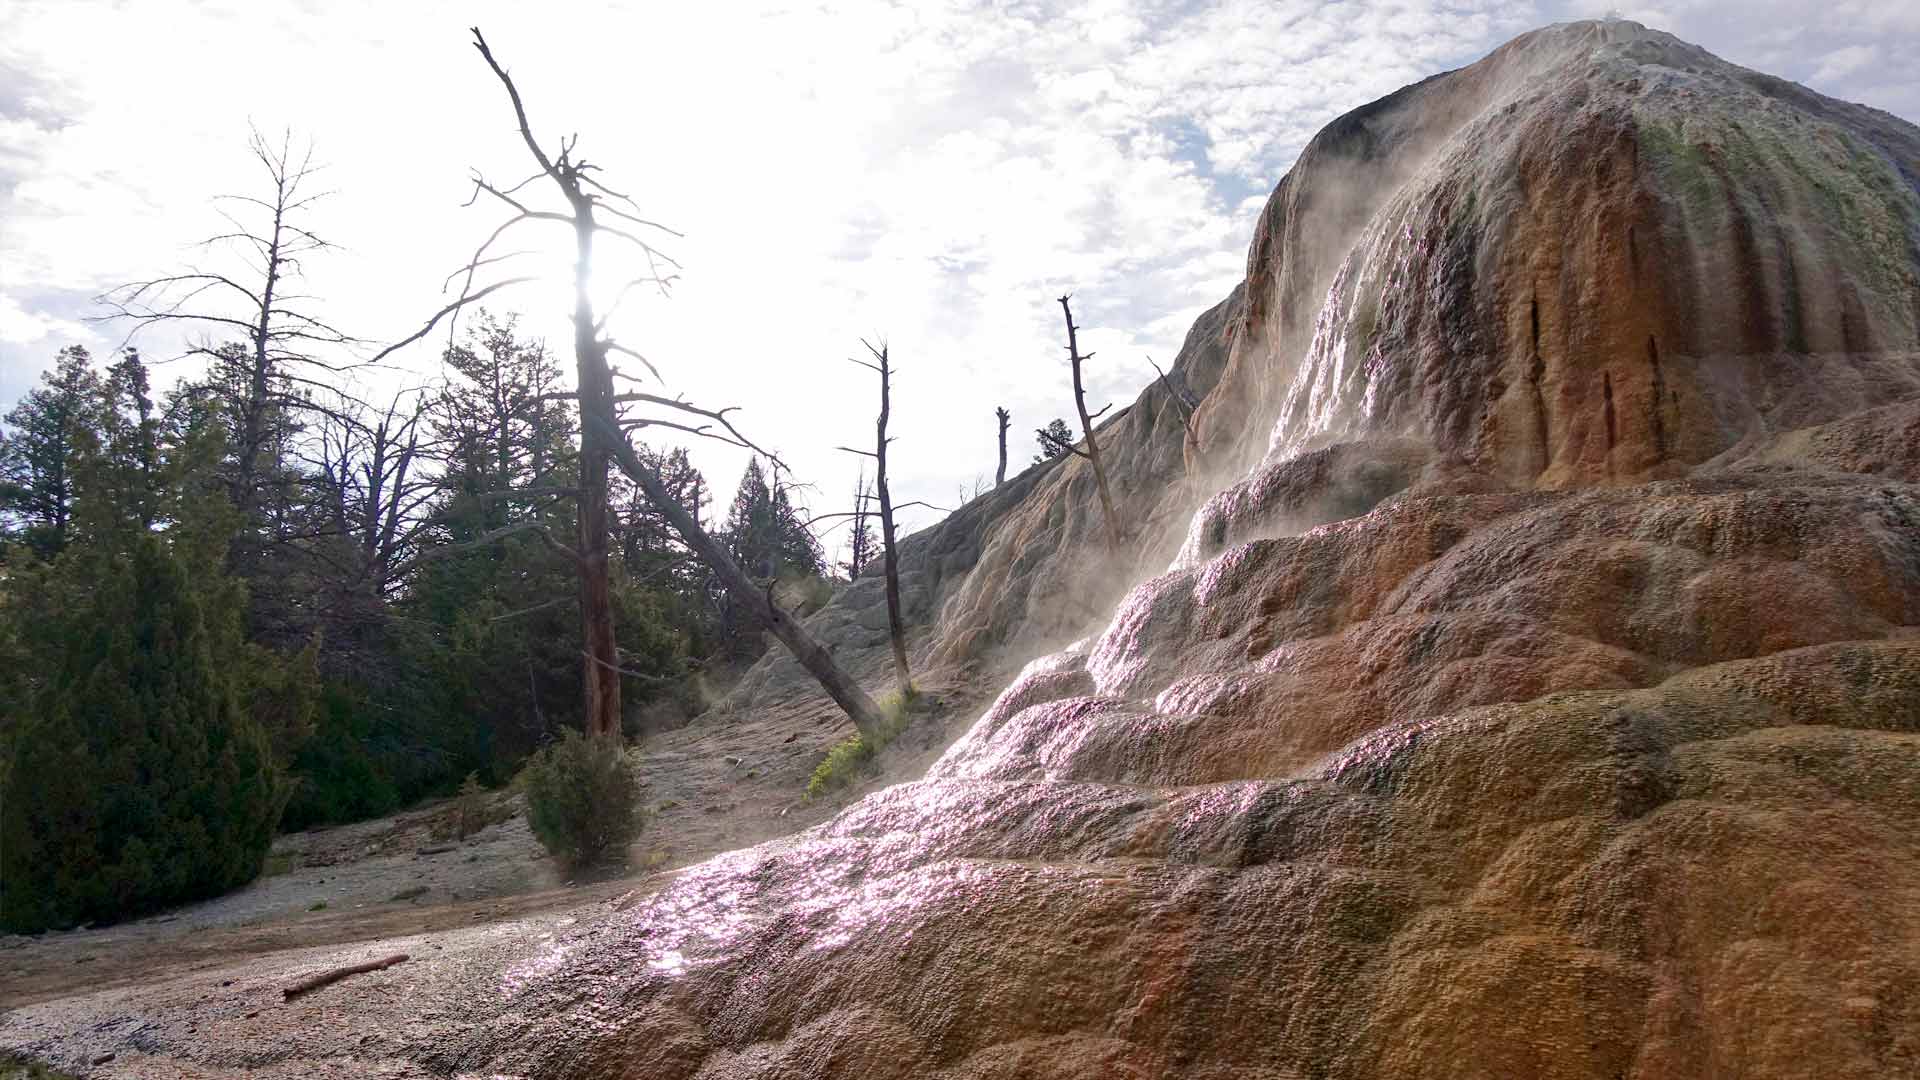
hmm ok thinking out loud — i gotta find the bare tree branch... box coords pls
[611,392,785,468]
[368,277,539,365]
[1147,353,1197,443]
[583,650,674,683]
[1035,427,1090,460]
[469,28,558,177]
[606,343,664,382]
[491,597,570,622]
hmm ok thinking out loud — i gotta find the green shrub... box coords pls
[806,734,878,799]
[0,536,289,933]
[0,1051,81,1079]
[279,683,402,832]
[455,772,491,838]
[805,689,916,799]
[432,771,512,841]
[518,730,642,867]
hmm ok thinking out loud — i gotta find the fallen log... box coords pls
[282,953,410,1001]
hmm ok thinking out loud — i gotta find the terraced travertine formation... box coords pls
[5,18,1920,1080]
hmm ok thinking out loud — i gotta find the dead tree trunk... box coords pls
[238,178,285,519]
[595,415,890,740]
[282,953,409,1001]
[1146,354,1197,450]
[846,466,874,578]
[468,30,623,739]
[571,213,622,739]
[379,27,892,744]
[1058,295,1121,550]
[994,406,1010,487]
[309,389,433,617]
[853,343,912,698]
[98,128,351,530]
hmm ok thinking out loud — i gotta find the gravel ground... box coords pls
[0,681,985,1016]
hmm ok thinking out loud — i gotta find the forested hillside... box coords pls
[0,317,834,932]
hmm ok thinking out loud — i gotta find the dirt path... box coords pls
[0,682,985,1015]
[0,877,641,1012]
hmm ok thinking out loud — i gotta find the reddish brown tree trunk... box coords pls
[462,27,892,745]
[573,209,622,740]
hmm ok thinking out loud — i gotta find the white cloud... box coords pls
[0,294,85,346]
[0,0,1914,557]
[1811,44,1878,85]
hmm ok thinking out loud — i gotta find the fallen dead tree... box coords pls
[282,953,410,1001]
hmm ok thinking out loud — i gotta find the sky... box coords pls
[3,0,1917,559]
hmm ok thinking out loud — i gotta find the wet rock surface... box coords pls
[7,18,1920,1079]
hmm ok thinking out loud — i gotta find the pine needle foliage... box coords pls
[0,536,290,932]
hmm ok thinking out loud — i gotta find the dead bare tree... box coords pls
[838,341,913,698]
[96,128,356,523]
[595,414,890,740]
[994,406,1010,487]
[282,953,410,1001]
[304,389,437,604]
[844,465,875,579]
[955,475,990,505]
[1055,294,1121,549]
[423,28,679,738]
[1146,354,1197,448]
[378,27,890,742]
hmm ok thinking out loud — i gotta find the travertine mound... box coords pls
[458,637,1920,1080]
[439,20,1920,1079]
[1205,22,1920,491]
[4,18,1919,1080]
[747,17,1920,699]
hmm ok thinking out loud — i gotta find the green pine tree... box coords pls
[714,458,827,656]
[1032,417,1075,465]
[0,346,103,558]
[0,534,289,932]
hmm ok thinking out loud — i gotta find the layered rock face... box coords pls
[1202,20,1920,490]
[7,18,1919,1080]
[439,21,1920,1079]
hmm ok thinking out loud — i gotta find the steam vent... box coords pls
[9,18,1920,1080]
